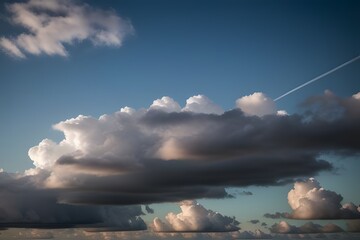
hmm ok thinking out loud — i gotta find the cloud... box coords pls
[346,220,360,232]
[264,212,289,219]
[287,178,360,219]
[270,221,344,234]
[145,205,155,214]
[236,92,276,117]
[249,220,260,224]
[0,172,146,230]
[182,95,224,114]
[234,229,272,239]
[24,91,360,205]
[0,0,133,58]
[152,200,239,232]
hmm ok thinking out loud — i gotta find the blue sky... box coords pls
[0,0,360,239]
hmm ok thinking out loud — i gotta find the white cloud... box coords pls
[0,0,133,58]
[287,178,360,219]
[236,92,276,117]
[352,92,360,100]
[153,200,239,232]
[182,95,224,115]
[150,96,181,113]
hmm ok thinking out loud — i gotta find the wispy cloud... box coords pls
[0,0,133,58]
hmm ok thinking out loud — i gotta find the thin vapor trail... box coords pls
[274,55,360,101]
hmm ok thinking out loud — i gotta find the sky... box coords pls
[0,0,360,239]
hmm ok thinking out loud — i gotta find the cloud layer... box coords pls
[153,200,239,232]
[270,221,344,234]
[0,0,133,58]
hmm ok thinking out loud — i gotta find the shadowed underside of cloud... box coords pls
[270,221,344,234]
[153,200,239,232]
[0,0,133,58]
[0,172,146,230]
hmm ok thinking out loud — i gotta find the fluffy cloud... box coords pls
[0,0,133,58]
[182,95,224,114]
[287,178,360,219]
[153,200,239,232]
[1,91,360,228]
[236,92,276,117]
[23,92,360,206]
[270,221,344,234]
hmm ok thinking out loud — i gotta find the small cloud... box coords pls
[236,92,276,117]
[264,212,290,219]
[249,220,260,224]
[145,205,154,214]
[0,0,134,58]
[182,95,224,115]
[153,200,240,232]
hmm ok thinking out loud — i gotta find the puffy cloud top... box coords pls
[153,200,239,232]
[236,92,276,117]
[287,178,360,219]
[182,95,224,114]
[0,0,133,58]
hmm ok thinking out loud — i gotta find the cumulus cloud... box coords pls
[270,221,344,234]
[1,91,360,228]
[0,0,133,58]
[264,212,289,219]
[182,95,224,114]
[236,92,276,117]
[23,91,360,206]
[287,178,360,219]
[153,200,239,232]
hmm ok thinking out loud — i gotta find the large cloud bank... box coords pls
[1,91,360,228]
[153,200,239,232]
[0,0,133,58]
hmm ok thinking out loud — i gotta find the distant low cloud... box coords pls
[153,200,239,232]
[266,178,360,220]
[249,220,260,224]
[288,178,360,219]
[0,0,133,58]
[270,221,344,234]
[145,205,155,214]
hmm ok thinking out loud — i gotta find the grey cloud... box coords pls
[249,220,260,224]
[145,205,154,214]
[0,172,146,230]
[264,212,290,219]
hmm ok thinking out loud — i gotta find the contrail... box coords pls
[274,55,360,101]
